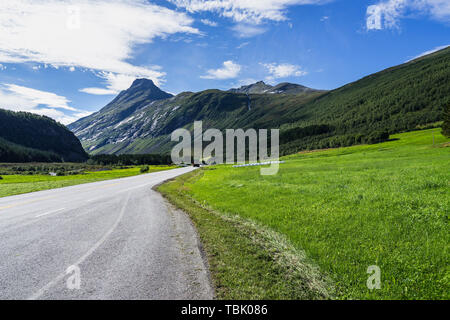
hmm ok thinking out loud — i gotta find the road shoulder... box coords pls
[165,201,216,299]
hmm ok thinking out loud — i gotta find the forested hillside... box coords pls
[0,109,88,162]
[279,46,450,153]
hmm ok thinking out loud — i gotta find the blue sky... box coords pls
[0,0,448,124]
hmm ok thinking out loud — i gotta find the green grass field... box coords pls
[159,128,449,299]
[0,165,175,198]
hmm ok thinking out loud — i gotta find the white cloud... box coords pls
[407,44,449,61]
[262,63,307,82]
[366,0,450,30]
[4,84,76,111]
[201,19,218,27]
[0,84,90,124]
[0,0,199,90]
[232,24,267,38]
[169,0,330,24]
[237,42,250,49]
[201,61,241,79]
[425,0,450,21]
[80,72,137,95]
[32,108,93,125]
[366,0,406,30]
[79,88,115,96]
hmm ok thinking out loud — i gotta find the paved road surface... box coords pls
[0,167,214,300]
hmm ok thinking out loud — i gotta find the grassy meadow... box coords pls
[0,165,175,198]
[159,128,449,299]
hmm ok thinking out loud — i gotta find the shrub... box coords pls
[140,165,150,173]
[366,131,390,144]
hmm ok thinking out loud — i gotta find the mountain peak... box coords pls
[229,80,316,95]
[228,81,272,94]
[131,78,156,88]
[118,78,173,101]
[93,78,173,116]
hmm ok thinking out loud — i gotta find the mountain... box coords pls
[277,46,450,153]
[0,109,88,162]
[229,81,318,95]
[70,78,172,143]
[69,46,450,156]
[69,83,322,154]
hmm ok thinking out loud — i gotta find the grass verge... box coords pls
[0,165,175,198]
[157,170,334,299]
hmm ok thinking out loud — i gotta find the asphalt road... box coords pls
[0,167,214,300]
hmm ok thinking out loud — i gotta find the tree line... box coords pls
[87,154,172,166]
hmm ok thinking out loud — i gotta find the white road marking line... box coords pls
[35,208,65,218]
[0,196,56,211]
[27,193,131,300]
